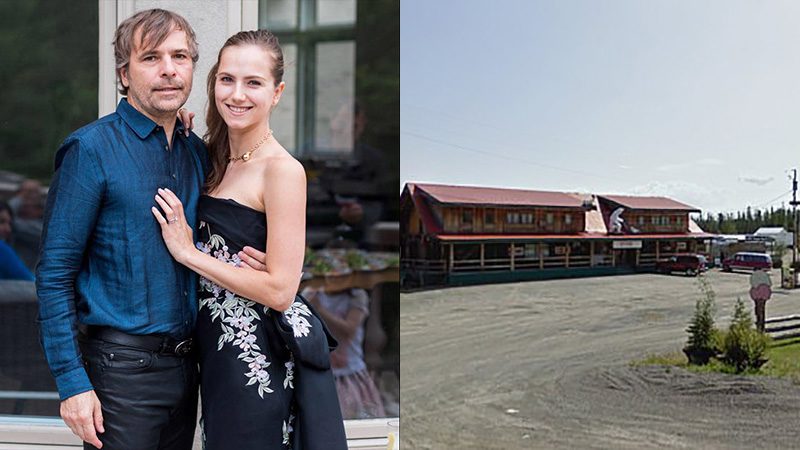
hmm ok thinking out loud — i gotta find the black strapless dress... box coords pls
[195,195,295,449]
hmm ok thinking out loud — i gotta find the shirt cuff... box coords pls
[55,365,93,401]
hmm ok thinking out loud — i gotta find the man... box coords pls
[37,9,204,449]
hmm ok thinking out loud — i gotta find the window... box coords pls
[651,216,658,225]
[0,1,98,419]
[546,213,554,225]
[638,216,644,226]
[565,214,572,225]
[485,208,494,225]
[259,0,399,426]
[261,0,357,155]
[462,209,473,224]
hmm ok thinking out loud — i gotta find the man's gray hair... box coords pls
[113,9,199,95]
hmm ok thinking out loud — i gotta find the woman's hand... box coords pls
[151,188,195,264]
[177,107,195,137]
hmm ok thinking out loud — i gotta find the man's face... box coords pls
[120,28,194,121]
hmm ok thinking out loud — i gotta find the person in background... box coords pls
[302,278,385,419]
[8,179,44,218]
[0,201,33,281]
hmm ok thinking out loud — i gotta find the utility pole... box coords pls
[792,169,799,269]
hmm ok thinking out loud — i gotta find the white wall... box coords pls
[98,0,259,137]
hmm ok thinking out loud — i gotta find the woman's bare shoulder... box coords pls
[263,148,306,182]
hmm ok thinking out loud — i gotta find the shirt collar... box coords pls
[117,98,185,140]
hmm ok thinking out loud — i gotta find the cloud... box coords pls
[738,176,774,186]
[656,158,724,172]
[618,164,634,170]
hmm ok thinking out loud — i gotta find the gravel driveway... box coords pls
[401,270,800,449]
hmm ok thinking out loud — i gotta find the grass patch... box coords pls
[630,351,687,367]
[633,338,800,382]
[760,337,800,383]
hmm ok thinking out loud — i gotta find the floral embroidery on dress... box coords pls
[197,222,273,398]
[284,357,295,389]
[277,300,313,338]
[282,413,295,447]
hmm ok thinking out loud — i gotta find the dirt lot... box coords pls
[401,270,800,449]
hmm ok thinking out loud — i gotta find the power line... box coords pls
[402,129,632,183]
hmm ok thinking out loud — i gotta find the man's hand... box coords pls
[238,246,268,272]
[61,390,104,448]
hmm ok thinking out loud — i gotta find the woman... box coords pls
[152,30,345,450]
[303,280,386,419]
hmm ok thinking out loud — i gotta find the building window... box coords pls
[546,213,554,225]
[638,216,644,226]
[520,213,533,224]
[261,0,356,155]
[565,214,572,225]
[651,216,658,225]
[677,216,683,225]
[462,209,473,225]
[485,208,494,225]
[506,212,521,224]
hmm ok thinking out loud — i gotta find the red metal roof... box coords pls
[436,232,716,242]
[405,184,442,234]
[599,194,699,212]
[413,183,586,208]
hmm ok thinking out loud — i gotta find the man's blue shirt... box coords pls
[36,99,207,400]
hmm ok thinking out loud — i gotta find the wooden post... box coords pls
[480,243,485,271]
[449,243,454,273]
[539,242,544,269]
[565,243,570,268]
[612,249,616,267]
[510,243,515,271]
[590,241,595,267]
[636,249,640,266]
[655,241,660,260]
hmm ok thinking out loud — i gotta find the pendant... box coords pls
[242,152,251,161]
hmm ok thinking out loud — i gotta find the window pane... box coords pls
[272,44,297,153]
[261,0,298,30]
[314,41,355,154]
[317,0,356,26]
[0,0,98,417]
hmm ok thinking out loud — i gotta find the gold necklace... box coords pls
[228,129,273,162]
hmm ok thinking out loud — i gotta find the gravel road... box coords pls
[401,270,800,449]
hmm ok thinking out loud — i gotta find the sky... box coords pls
[400,0,800,216]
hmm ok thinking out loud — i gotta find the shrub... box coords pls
[684,275,717,364]
[721,297,770,372]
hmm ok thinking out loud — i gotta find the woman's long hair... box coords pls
[204,30,284,193]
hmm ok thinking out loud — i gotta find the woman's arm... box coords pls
[152,157,307,312]
[303,287,368,342]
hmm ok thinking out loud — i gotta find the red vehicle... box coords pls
[722,252,772,272]
[656,254,707,276]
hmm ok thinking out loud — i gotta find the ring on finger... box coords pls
[169,217,179,224]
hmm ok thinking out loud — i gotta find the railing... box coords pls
[765,315,800,340]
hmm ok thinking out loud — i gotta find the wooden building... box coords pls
[401,183,715,287]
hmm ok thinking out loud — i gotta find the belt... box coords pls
[86,326,194,357]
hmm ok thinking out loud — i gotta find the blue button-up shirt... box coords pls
[36,98,207,400]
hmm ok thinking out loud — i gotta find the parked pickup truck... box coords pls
[656,254,708,276]
[722,252,772,272]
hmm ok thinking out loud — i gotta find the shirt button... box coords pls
[183,290,188,296]
[164,145,169,151]
[172,174,177,179]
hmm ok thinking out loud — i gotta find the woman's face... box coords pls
[214,44,285,132]
[0,210,12,242]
